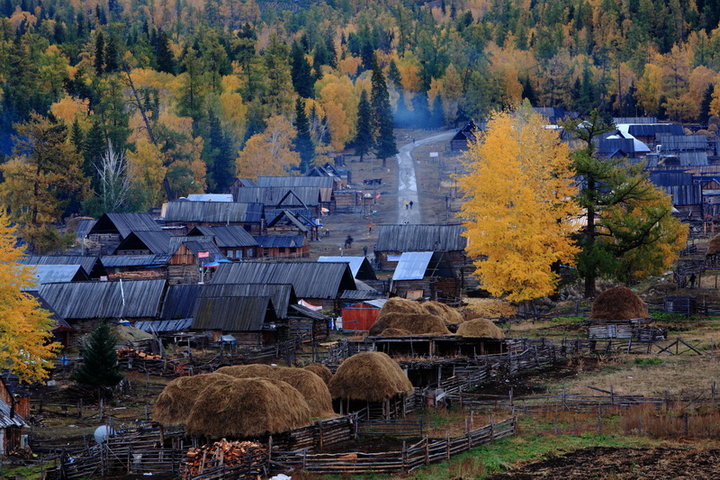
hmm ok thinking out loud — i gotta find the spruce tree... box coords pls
[94,31,105,76]
[71,322,123,395]
[291,41,314,98]
[70,118,84,153]
[700,84,714,125]
[204,112,235,193]
[84,121,106,192]
[294,98,315,173]
[371,60,397,166]
[104,35,119,73]
[155,30,176,74]
[355,89,373,161]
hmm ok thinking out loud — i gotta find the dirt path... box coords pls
[396,130,455,224]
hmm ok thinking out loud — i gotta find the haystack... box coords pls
[217,364,334,418]
[303,363,333,385]
[456,318,505,338]
[422,301,464,325]
[379,328,413,337]
[708,235,720,256]
[463,298,517,319]
[369,312,450,336]
[185,377,311,438]
[328,352,414,402]
[153,373,235,426]
[378,297,426,316]
[589,286,648,321]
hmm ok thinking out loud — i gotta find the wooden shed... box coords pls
[253,235,309,258]
[188,225,259,260]
[390,251,461,301]
[86,212,162,255]
[192,295,283,347]
[341,299,386,331]
[0,378,29,455]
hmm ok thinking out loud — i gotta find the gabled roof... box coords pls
[198,283,296,318]
[211,261,356,299]
[253,235,306,248]
[88,213,162,238]
[318,256,377,280]
[168,236,223,258]
[27,264,88,285]
[657,134,709,151]
[375,224,467,252]
[186,193,234,202]
[101,254,171,268]
[116,230,173,254]
[163,201,263,223]
[233,187,322,206]
[256,176,336,189]
[75,218,97,239]
[160,284,203,319]
[38,280,166,320]
[265,210,312,232]
[265,208,315,226]
[192,296,278,332]
[392,252,434,281]
[20,255,102,278]
[190,225,259,248]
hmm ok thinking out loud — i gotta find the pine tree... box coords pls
[155,30,176,74]
[371,60,397,165]
[84,121,106,191]
[204,112,235,193]
[70,118,84,153]
[94,31,105,76]
[355,90,373,161]
[294,98,315,173]
[700,84,714,125]
[71,322,123,395]
[104,35,120,73]
[387,60,402,89]
[291,41,314,98]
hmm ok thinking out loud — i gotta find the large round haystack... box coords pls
[379,328,413,337]
[153,373,235,426]
[329,352,414,402]
[589,287,648,321]
[303,363,332,385]
[708,235,720,256]
[378,297,426,316]
[456,319,505,338]
[369,312,450,336]
[217,364,334,418]
[422,301,464,325]
[185,377,311,438]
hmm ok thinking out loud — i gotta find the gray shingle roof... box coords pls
[116,231,174,254]
[27,264,88,284]
[88,213,162,238]
[192,296,278,332]
[198,283,296,318]
[392,252,434,281]
[38,280,166,320]
[256,176,336,189]
[253,235,306,248]
[211,261,356,299]
[163,201,263,223]
[101,254,171,268]
[317,256,377,280]
[161,284,203,319]
[375,224,467,252]
[191,225,258,248]
[135,318,193,333]
[20,255,101,278]
[233,187,322,206]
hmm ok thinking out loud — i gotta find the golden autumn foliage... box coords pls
[236,115,299,180]
[127,139,167,207]
[459,108,581,302]
[0,212,58,382]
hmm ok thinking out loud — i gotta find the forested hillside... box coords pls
[1,0,719,250]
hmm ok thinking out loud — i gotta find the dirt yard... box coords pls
[485,446,720,479]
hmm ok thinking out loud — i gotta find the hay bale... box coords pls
[456,318,505,338]
[217,364,334,418]
[329,352,414,402]
[378,328,413,337]
[589,287,648,321]
[185,377,311,438]
[153,373,235,426]
[422,301,464,325]
[370,312,450,336]
[303,363,333,385]
[378,297,426,315]
[708,235,720,256]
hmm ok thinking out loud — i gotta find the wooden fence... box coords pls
[271,417,515,475]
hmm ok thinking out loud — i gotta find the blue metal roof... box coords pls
[392,251,434,281]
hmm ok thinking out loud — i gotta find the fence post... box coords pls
[424,437,429,465]
[402,440,407,472]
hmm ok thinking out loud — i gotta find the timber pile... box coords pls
[182,440,267,479]
[117,347,162,360]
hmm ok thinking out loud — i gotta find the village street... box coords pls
[397,130,456,224]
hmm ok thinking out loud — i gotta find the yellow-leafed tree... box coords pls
[458,108,581,301]
[0,212,58,382]
[235,115,299,180]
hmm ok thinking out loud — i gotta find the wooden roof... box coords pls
[192,296,278,332]
[198,283,297,319]
[160,284,202,320]
[20,255,102,278]
[163,201,263,223]
[190,225,258,248]
[115,230,174,254]
[375,224,467,252]
[88,213,162,238]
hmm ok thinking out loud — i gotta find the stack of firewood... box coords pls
[116,347,162,360]
[183,439,267,478]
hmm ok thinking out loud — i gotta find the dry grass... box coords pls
[463,298,517,318]
[456,318,505,338]
[329,352,414,402]
[554,355,720,397]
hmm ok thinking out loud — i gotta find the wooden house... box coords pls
[253,235,309,258]
[37,280,166,342]
[374,224,467,269]
[450,120,481,151]
[188,225,259,260]
[114,230,174,256]
[211,261,357,311]
[649,171,703,218]
[86,213,162,255]
[234,187,324,217]
[162,201,264,234]
[390,251,461,301]
[0,378,29,455]
[256,175,336,206]
[100,254,170,280]
[20,255,105,279]
[168,237,225,284]
[192,295,283,347]
[264,209,319,240]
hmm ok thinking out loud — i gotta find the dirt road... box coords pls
[397,130,455,224]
